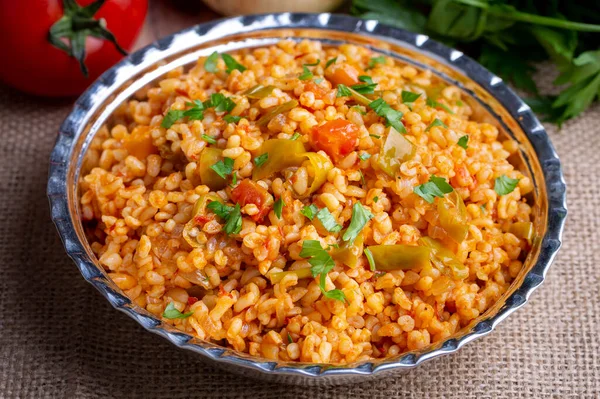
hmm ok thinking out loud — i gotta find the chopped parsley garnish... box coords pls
[425,118,448,132]
[290,132,301,141]
[299,59,320,81]
[207,201,242,235]
[359,170,366,186]
[316,208,342,233]
[351,75,377,94]
[314,78,324,84]
[161,109,185,129]
[414,175,454,203]
[223,115,241,123]
[163,302,193,319]
[369,134,381,139]
[364,247,376,272]
[184,100,205,121]
[373,196,379,203]
[300,240,345,302]
[401,90,421,103]
[366,55,386,70]
[222,203,242,235]
[204,52,246,74]
[207,93,236,113]
[201,134,217,144]
[230,172,238,187]
[254,153,269,167]
[301,204,319,220]
[426,98,454,114]
[358,152,371,161]
[287,332,293,344]
[325,57,337,68]
[457,135,469,149]
[494,175,520,196]
[336,84,352,97]
[274,198,285,219]
[342,202,373,243]
[480,204,487,214]
[210,157,234,179]
[369,98,406,133]
[206,201,234,219]
[204,51,219,73]
[456,100,464,107]
[221,53,246,74]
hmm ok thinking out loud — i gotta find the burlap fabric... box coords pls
[1,5,599,398]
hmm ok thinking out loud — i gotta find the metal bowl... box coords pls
[47,13,567,385]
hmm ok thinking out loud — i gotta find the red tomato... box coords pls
[311,119,359,161]
[231,179,274,222]
[0,0,147,97]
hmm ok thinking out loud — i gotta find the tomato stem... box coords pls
[47,0,128,78]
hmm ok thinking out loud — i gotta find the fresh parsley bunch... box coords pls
[351,0,600,125]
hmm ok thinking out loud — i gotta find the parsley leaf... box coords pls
[299,60,320,81]
[287,332,293,344]
[364,247,376,272]
[369,134,381,139]
[207,201,234,219]
[183,100,205,121]
[373,196,379,203]
[221,53,246,74]
[290,132,301,141]
[414,175,454,203]
[207,93,236,113]
[301,204,319,220]
[161,109,185,129]
[201,134,217,144]
[401,90,421,103]
[359,170,366,186]
[316,208,342,233]
[426,98,455,114]
[210,157,234,179]
[204,51,219,73]
[300,240,345,302]
[358,152,371,161]
[351,106,366,115]
[369,98,406,133]
[325,57,337,68]
[163,302,193,319]
[274,198,285,219]
[222,203,242,235]
[367,55,386,70]
[494,175,520,196]
[223,115,241,123]
[254,153,269,167]
[351,75,377,94]
[425,118,448,132]
[457,135,469,149]
[230,172,238,187]
[337,84,352,97]
[343,202,373,243]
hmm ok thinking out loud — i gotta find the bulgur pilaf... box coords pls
[80,40,534,363]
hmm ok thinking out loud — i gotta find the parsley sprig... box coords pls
[494,175,520,195]
[207,201,242,235]
[161,93,237,129]
[163,302,193,319]
[300,240,346,302]
[369,98,407,133]
[414,175,454,203]
[204,51,246,74]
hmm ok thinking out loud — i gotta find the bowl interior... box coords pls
[51,15,562,378]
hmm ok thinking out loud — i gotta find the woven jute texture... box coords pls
[0,8,599,399]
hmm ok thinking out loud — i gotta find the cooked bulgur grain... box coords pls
[80,40,533,363]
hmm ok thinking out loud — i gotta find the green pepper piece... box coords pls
[269,268,313,284]
[332,234,364,268]
[302,152,333,197]
[252,139,306,180]
[243,84,276,99]
[257,100,299,127]
[377,127,416,177]
[438,191,468,243]
[509,221,534,243]
[366,244,431,271]
[419,236,469,280]
[198,147,227,190]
